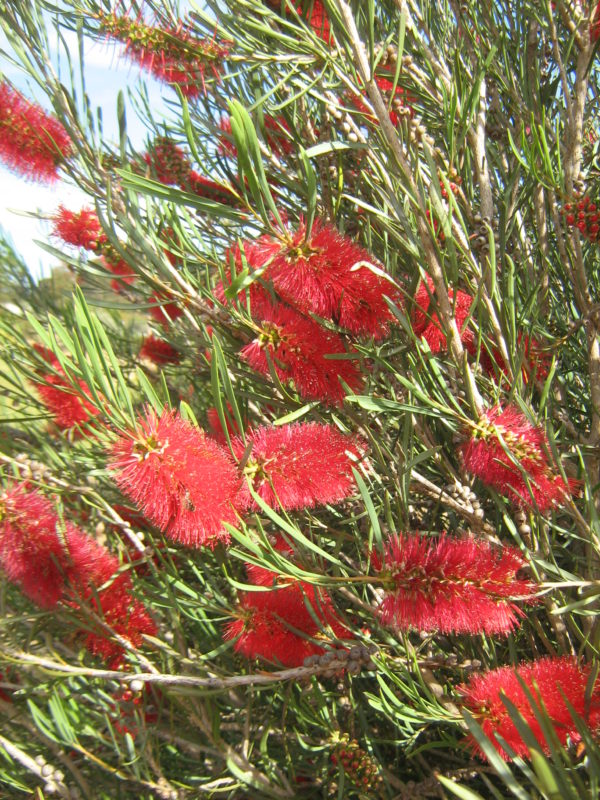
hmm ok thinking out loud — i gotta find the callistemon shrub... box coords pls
[2,1,600,798]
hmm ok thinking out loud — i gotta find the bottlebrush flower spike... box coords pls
[0,483,118,608]
[206,404,244,445]
[143,136,191,184]
[225,581,349,667]
[52,206,106,251]
[460,657,600,760]
[32,344,100,434]
[222,220,400,339]
[372,533,537,635]
[0,82,72,182]
[410,276,477,357]
[109,406,240,548]
[183,170,240,205]
[98,13,229,97]
[139,334,181,365]
[103,255,136,294]
[232,422,364,511]
[240,301,365,406]
[80,583,157,668]
[462,406,575,512]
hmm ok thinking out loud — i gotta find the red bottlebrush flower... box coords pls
[0,483,118,608]
[372,533,537,635]
[490,332,551,384]
[139,334,181,365]
[183,169,239,205]
[148,291,184,326]
[462,406,575,512]
[225,581,349,667]
[222,220,399,339]
[32,344,100,434]
[460,657,600,760]
[245,537,295,586]
[232,422,363,511]
[143,136,191,184]
[103,255,137,294]
[98,13,229,97]
[240,302,365,406]
[52,206,106,251]
[81,582,156,668]
[410,276,476,356]
[349,75,415,126]
[218,114,293,159]
[109,406,240,548]
[593,3,600,43]
[0,82,72,182]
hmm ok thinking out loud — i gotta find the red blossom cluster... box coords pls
[372,533,537,635]
[109,408,362,547]
[221,219,399,340]
[225,552,349,666]
[240,301,364,406]
[232,422,364,511]
[32,344,100,435]
[561,194,600,242]
[331,735,383,792]
[0,82,72,183]
[462,405,576,511]
[460,657,600,760]
[139,334,181,365]
[98,13,229,97]
[0,483,155,666]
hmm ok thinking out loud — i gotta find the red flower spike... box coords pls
[232,422,364,511]
[103,255,136,293]
[460,657,600,760]
[32,345,100,434]
[245,537,295,587]
[139,334,181,365]
[410,276,476,356]
[81,583,157,668]
[52,206,106,251]
[372,533,537,635]
[109,407,240,548]
[0,82,72,182]
[240,301,365,406]
[225,581,349,667]
[143,136,191,184]
[98,13,229,97]
[462,406,575,512]
[206,404,244,445]
[0,484,119,608]
[223,220,399,340]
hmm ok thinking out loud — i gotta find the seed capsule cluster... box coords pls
[331,734,384,792]
[304,644,377,677]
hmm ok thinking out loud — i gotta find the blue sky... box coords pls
[0,16,189,279]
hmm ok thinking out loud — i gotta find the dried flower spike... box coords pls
[232,422,364,511]
[462,406,575,512]
[372,533,537,635]
[240,301,365,406]
[98,13,229,97]
[109,407,240,548]
[0,82,72,182]
[460,657,600,760]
